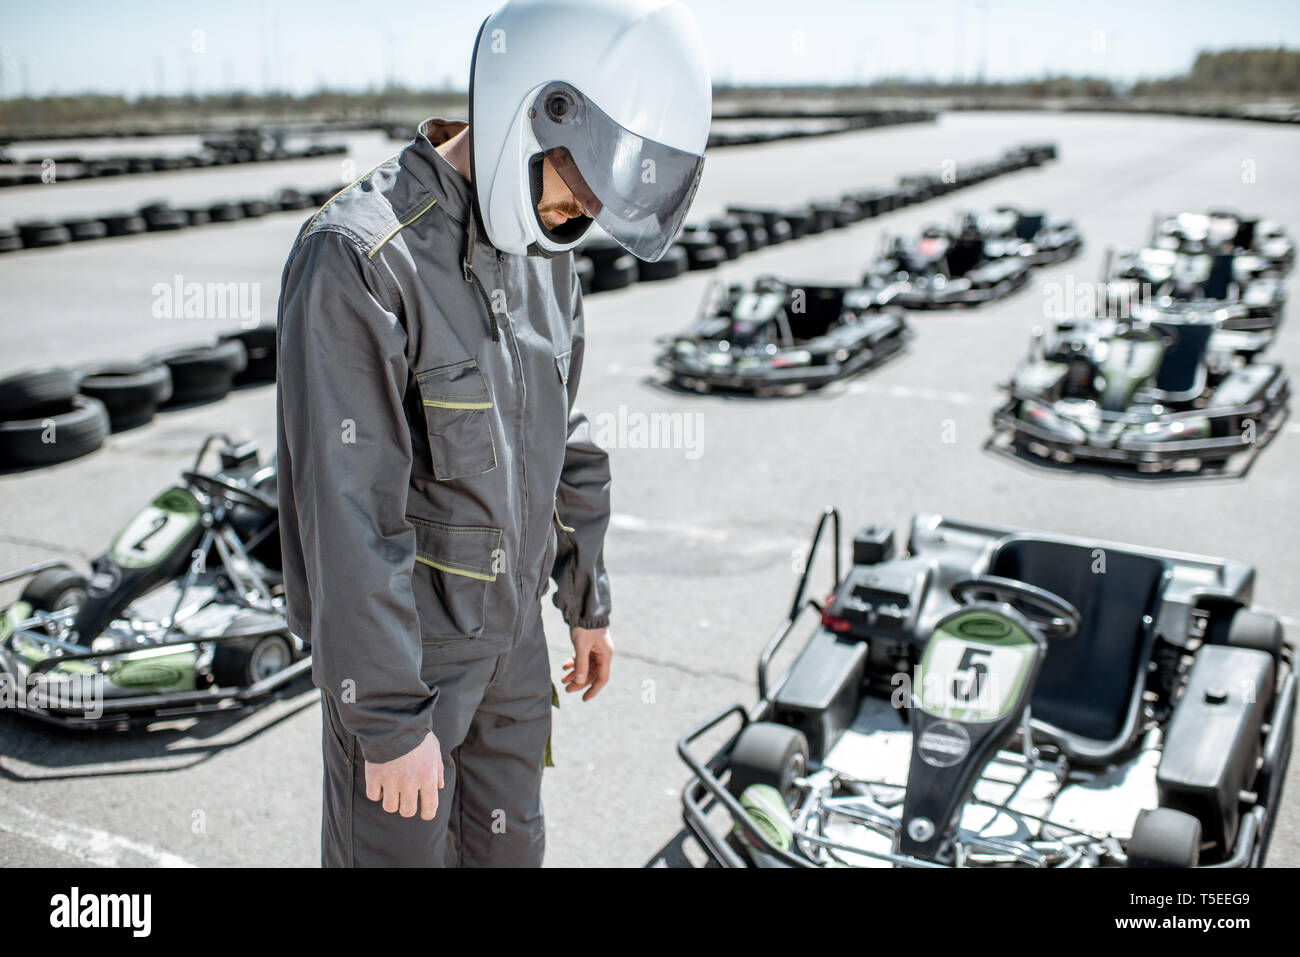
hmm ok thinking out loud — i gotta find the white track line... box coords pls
[846,382,976,404]
[0,794,195,868]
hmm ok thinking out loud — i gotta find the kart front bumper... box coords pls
[991,372,1290,470]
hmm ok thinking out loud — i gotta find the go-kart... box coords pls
[976,205,1083,267]
[1104,245,1287,336]
[862,219,1033,309]
[679,508,1295,868]
[1152,210,1294,277]
[657,276,912,395]
[0,434,308,728]
[990,311,1290,473]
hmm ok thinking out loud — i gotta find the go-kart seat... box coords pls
[1151,318,1216,401]
[1013,213,1045,242]
[1202,253,1234,300]
[944,234,984,278]
[986,539,1169,764]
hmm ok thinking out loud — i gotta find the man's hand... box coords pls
[563,626,613,701]
[364,731,445,819]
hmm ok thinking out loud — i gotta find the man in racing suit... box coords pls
[275,0,711,867]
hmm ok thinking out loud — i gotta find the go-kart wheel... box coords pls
[211,633,292,686]
[1126,808,1201,868]
[20,564,86,612]
[737,783,797,857]
[950,575,1081,639]
[726,722,808,808]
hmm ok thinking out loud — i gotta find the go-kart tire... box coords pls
[1127,808,1201,868]
[241,199,272,218]
[1223,609,1285,662]
[220,325,277,384]
[726,722,808,808]
[0,367,78,418]
[20,564,86,612]
[212,633,293,687]
[637,246,688,281]
[737,783,797,855]
[76,360,173,431]
[153,340,247,406]
[592,254,638,292]
[0,395,109,467]
[575,255,595,294]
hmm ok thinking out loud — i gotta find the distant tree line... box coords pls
[1132,48,1300,96]
[3,48,1297,136]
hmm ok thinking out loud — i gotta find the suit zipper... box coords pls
[492,259,530,638]
[463,259,500,342]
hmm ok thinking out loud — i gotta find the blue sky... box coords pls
[3,0,1299,98]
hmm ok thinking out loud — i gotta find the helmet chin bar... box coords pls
[525,151,593,258]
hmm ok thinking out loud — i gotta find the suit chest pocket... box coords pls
[415,360,497,481]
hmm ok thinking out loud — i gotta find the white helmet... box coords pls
[468,0,711,261]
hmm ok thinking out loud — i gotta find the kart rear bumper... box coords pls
[888,268,1031,309]
[660,324,910,393]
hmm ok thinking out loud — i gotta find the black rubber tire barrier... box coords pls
[185,208,211,226]
[208,202,246,223]
[63,217,109,241]
[0,395,110,467]
[101,212,147,236]
[767,219,794,245]
[591,254,638,291]
[637,245,689,281]
[152,339,248,405]
[18,219,71,248]
[142,208,189,231]
[241,199,272,218]
[710,226,749,259]
[684,244,726,270]
[220,326,277,384]
[0,367,78,418]
[276,189,314,210]
[578,239,630,267]
[76,360,173,430]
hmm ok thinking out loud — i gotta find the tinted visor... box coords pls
[530,82,704,262]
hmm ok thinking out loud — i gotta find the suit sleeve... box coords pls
[276,229,435,764]
[550,263,612,629]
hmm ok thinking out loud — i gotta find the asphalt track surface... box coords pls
[0,111,1297,868]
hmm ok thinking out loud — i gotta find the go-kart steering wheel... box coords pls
[182,471,276,513]
[949,575,1081,639]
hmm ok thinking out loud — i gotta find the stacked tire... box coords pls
[150,339,248,406]
[0,368,109,468]
[582,240,639,291]
[76,361,173,431]
[220,325,277,384]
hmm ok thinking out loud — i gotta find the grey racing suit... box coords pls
[275,118,612,866]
